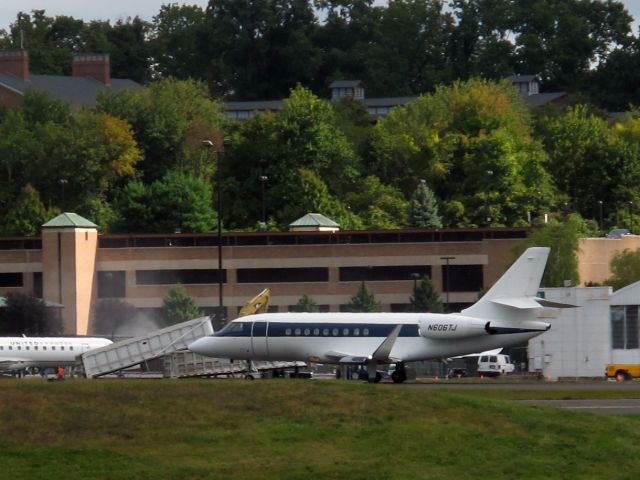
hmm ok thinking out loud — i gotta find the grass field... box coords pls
[1,379,640,480]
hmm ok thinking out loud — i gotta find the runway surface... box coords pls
[402,380,640,415]
[520,398,640,415]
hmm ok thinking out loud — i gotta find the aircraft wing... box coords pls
[325,352,370,364]
[323,325,403,364]
[0,358,27,371]
[449,348,503,359]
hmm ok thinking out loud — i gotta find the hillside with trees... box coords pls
[0,1,639,236]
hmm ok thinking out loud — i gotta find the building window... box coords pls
[98,271,126,298]
[340,266,431,282]
[611,305,639,349]
[33,272,43,298]
[237,268,328,283]
[442,265,483,292]
[136,269,225,285]
[0,272,23,287]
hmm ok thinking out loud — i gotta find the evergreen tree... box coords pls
[1,184,48,236]
[408,180,442,228]
[293,294,319,313]
[161,284,202,327]
[347,282,381,313]
[410,276,443,313]
[0,292,60,335]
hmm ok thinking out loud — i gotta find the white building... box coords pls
[528,283,640,379]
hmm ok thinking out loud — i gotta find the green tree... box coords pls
[0,292,61,335]
[408,180,442,228]
[449,0,515,80]
[371,78,555,226]
[114,170,217,233]
[150,4,208,80]
[293,294,319,313]
[274,85,360,195]
[161,284,202,327]
[1,184,48,236]
[1,10,80,74]
[203,0,320,99]
[605,249,640,291]
[97,77,224,182]
[540,106,640,224]
[225,87,362,230]
[511,0,632,91]
[106,17,152,83]
[347,281,381,312]
[344,175,408,229]
[410,276,443,313]
[514,214,594,287]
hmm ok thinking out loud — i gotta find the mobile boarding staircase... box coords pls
[81,317,214,378]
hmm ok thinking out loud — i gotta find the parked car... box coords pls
[447,368,468,378]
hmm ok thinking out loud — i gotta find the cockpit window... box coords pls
[214,321,251,336]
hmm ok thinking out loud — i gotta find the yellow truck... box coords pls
[606,364,640,381]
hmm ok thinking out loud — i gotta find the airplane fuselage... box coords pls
[189,312,549,364]
[0,336,113,371]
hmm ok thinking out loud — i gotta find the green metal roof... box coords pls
[289,213,340,228]
[42,212,98,229]
[0,296,63,308]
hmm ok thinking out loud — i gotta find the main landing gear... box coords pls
[391,362,407,383]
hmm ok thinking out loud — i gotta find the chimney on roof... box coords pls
[72,53,111,85]
[0,49,29,81]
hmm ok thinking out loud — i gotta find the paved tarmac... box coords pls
[402,380,640,415]
[520,398,640,415]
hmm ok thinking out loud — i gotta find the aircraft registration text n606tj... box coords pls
[426,323,458,332]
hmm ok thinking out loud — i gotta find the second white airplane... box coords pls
[189,247,562,383]
[0,336,113,372]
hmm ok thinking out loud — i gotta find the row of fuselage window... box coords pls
[284,327,371,337]
[0,345,73,352]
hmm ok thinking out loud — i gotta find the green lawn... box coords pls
[1,379,639,480]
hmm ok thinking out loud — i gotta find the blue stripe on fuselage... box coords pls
[213,322,420,338]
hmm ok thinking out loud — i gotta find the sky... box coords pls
[0,0,639,34]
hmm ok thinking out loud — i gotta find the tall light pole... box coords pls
[59,178,68,210]
[260,175,268,231]
[202,138,229,326]
[485,170,493,226]
[598,200,603,234]
[629,201,634,233]
[440,256,455,312]
[410,272,421,311]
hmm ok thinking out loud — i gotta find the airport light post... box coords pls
[440,256,455,312]
[59,178,68,210]
[203,137,230,326]
[598,200,603,234]
[260,175,268,231]
[410,272,421,312]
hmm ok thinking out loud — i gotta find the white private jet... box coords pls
[189,247,565,383]
[0,336,113,372]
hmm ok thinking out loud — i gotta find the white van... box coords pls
[478,354,515,377]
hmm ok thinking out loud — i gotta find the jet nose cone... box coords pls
[188,337,209,355]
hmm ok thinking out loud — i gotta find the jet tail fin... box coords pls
[462,247,550,319]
